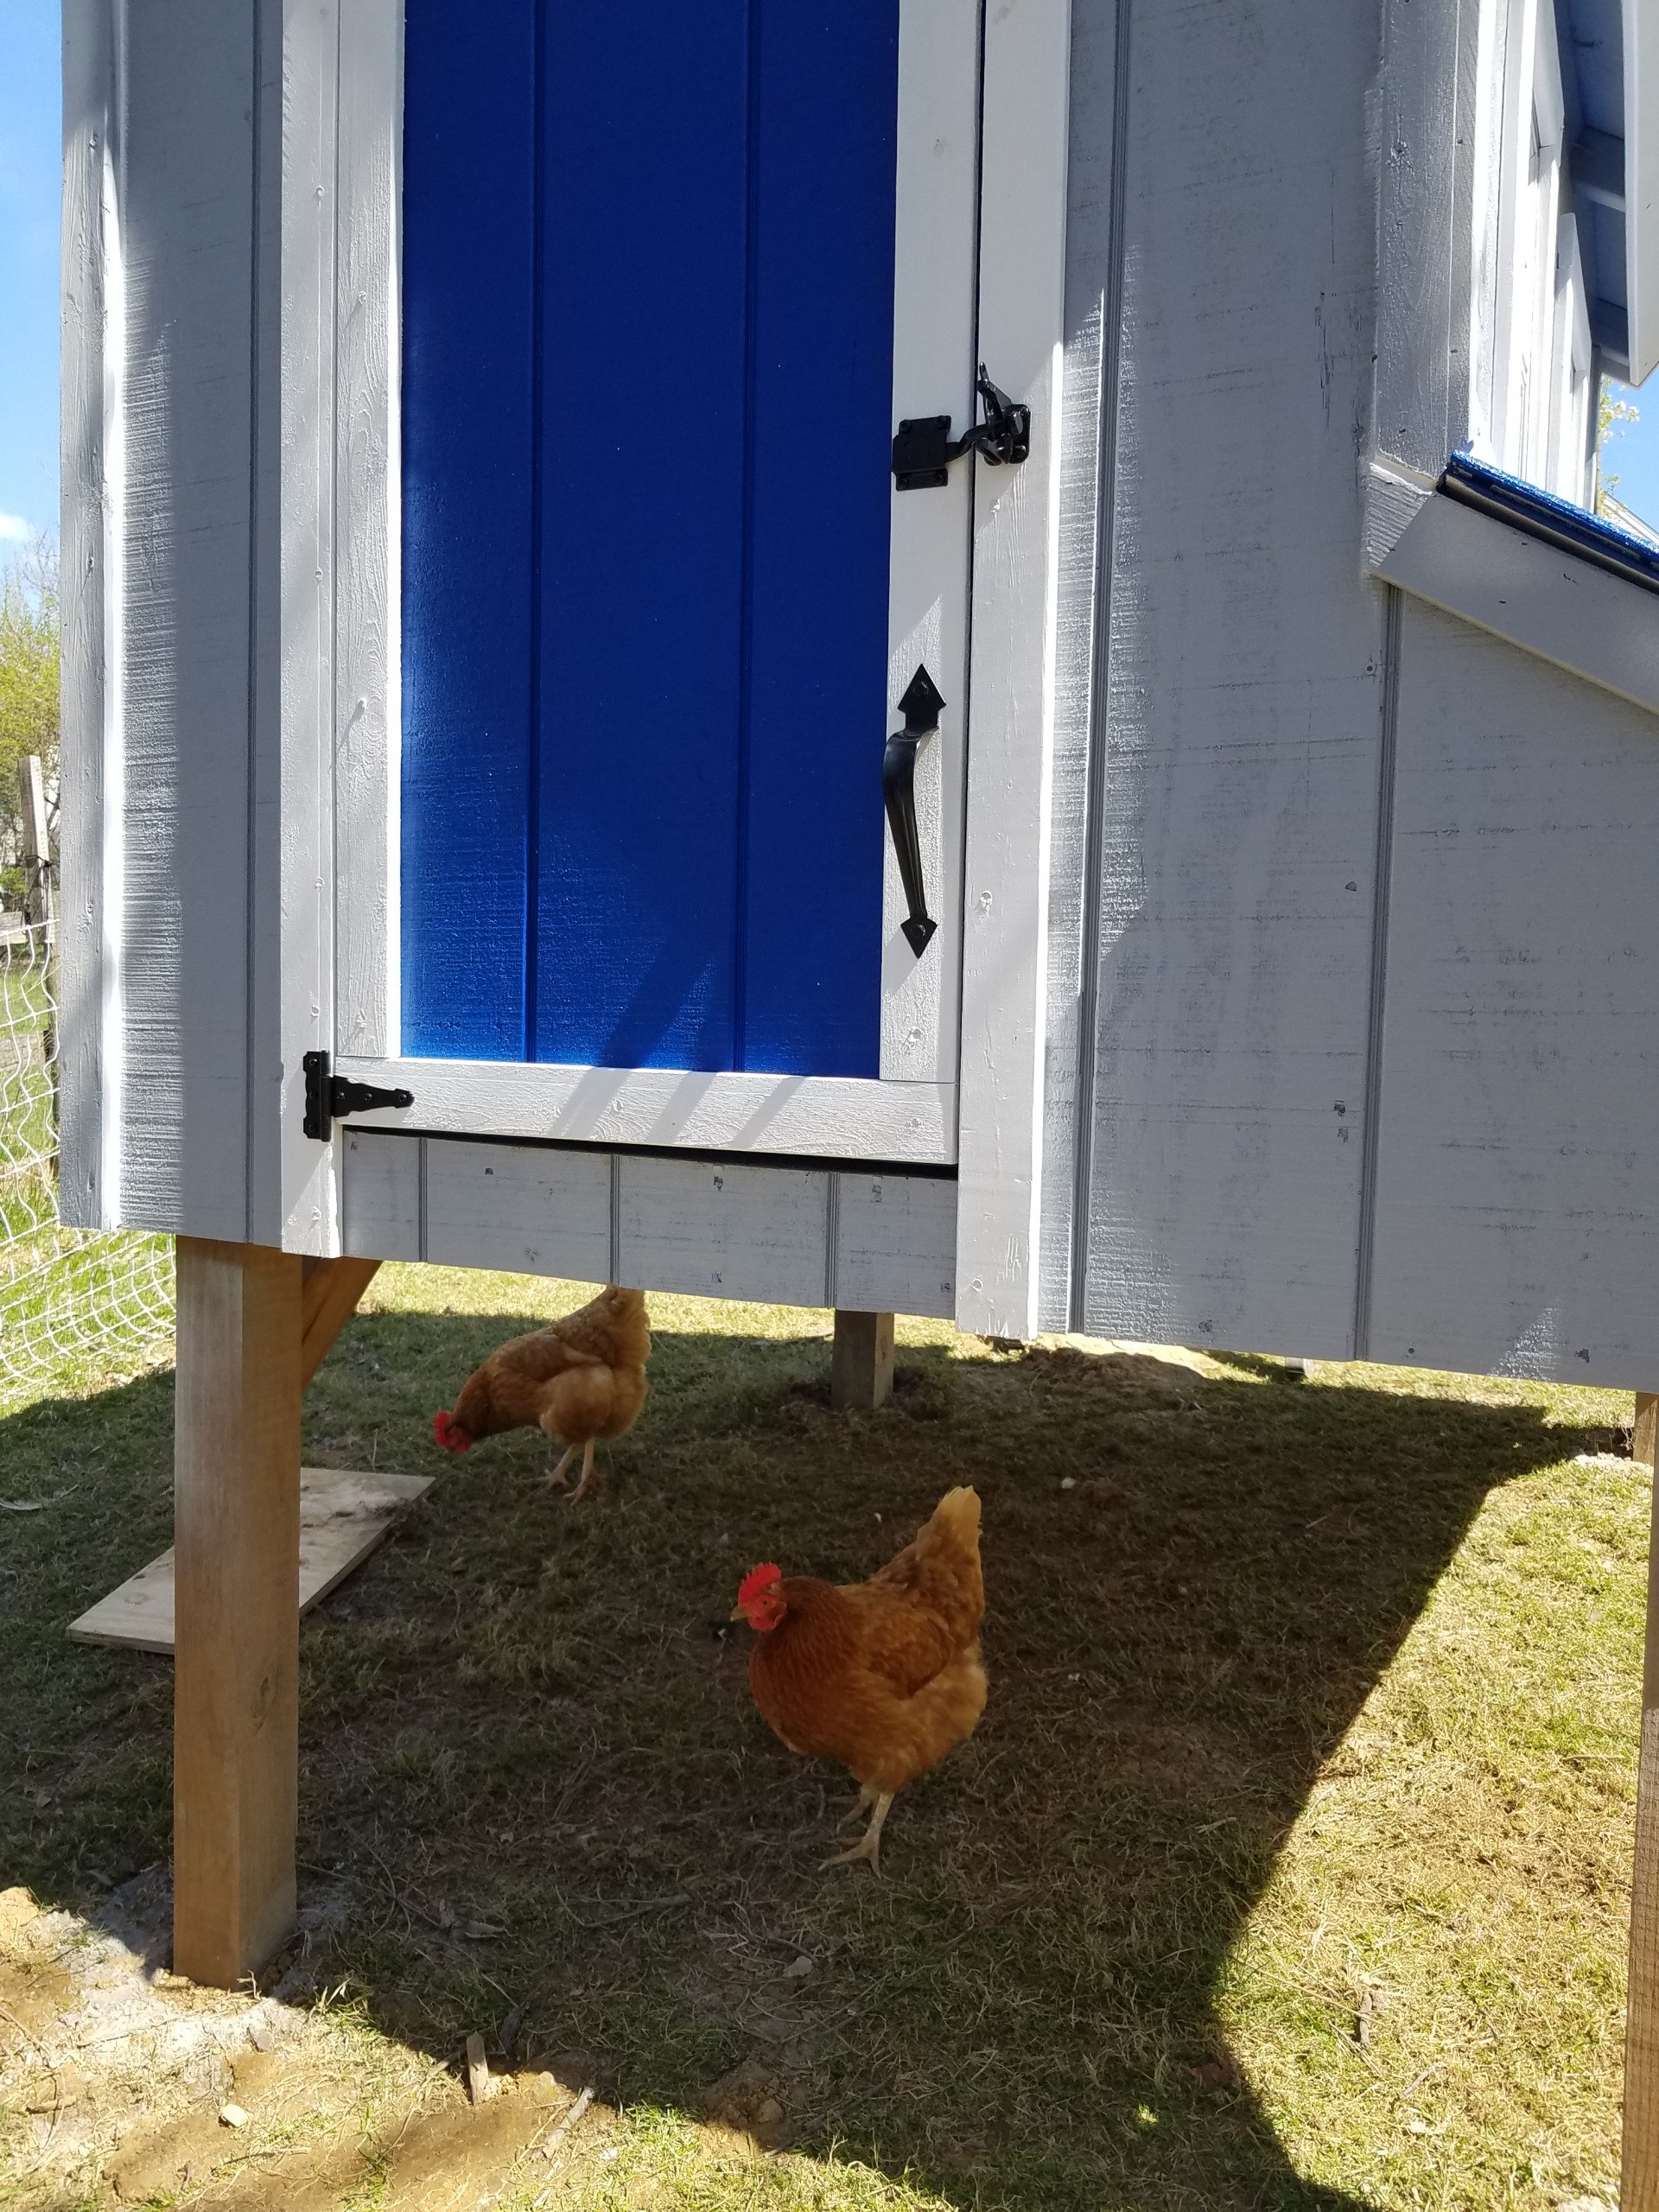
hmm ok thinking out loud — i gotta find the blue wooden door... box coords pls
[400,2,909,1082]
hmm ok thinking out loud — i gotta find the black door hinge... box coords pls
[892,363,1031,490]
[302,1050,414,1142]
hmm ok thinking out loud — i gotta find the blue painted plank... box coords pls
[530,3,750,1071]
[401,0,899,1078]
[739,1,898,1077]
[400,0,537,1058]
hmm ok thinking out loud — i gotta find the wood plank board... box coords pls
[68,1466,432,1656]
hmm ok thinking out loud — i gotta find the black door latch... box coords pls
[892,364,1031,490]
[882,664,945,957]
[302,1050,414,1141]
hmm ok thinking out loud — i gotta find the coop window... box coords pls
[1471,0,1597,507]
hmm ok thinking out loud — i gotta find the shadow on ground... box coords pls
[0,1310,1630,2210]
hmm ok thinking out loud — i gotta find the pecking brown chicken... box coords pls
[730,1485,986,1872]
[431,1285,650,1503]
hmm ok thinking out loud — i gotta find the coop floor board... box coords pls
[67,1468,433,1654]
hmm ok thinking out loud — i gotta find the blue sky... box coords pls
[0,0,61,547]
[3,6,1659,543]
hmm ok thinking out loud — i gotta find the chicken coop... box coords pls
[57,0,1659,2184]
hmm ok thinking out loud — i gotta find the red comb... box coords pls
[737,1563,782,1608]
[433,1409,470,1453]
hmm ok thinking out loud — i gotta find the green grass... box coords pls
[0,1266,1644,2210]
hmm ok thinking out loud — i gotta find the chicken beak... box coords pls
[728,1603,747,1624]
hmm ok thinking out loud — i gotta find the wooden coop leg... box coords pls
[1629,1395,1659,2203]
[831,1310,894,1412]
[173,1245,379,1986]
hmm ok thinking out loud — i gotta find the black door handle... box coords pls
[882,664,945,957]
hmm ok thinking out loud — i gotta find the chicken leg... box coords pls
[821,1790,893,1873]
[541,1442,581,1492]
[835,1784,877,1830]
[566,1437,601,1504]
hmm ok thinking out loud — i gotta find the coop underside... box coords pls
[164,1237,1659,2197]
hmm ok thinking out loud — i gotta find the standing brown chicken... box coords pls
[431,1285,650,1503]
[731,1486,986,1872]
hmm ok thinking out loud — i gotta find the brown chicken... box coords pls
[431,1285,650,1503]
[731,1485,986,1872]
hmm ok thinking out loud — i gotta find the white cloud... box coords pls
[0,514,34,544]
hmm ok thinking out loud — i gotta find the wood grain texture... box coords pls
[1039,0,1124,1331]
[337,1132,956,1319]
[1627,1465,1659,2209]
[1367,597,1659,1385]
[617,1156,831,1308]
[879,0,979,1086]
[1071,0,1389,1357]
[1637,1395,1659,1471]
[1372,0,1465,479]
[831,1310,895,1411]
[118,3,260,1236]
[423,1138,611,1282]
[334,0,402,1064]
[832,1172,957,1319]
[271,0,339,1251]
[173,1237,303,1987]
[1378,490,1659,718]
[340,1128,420,1261]
[68,1466,429,1654]
[58,0,116,1229]
[955,0,1073,1337]
[299,1255,381,1389]
[334,1055,954,1164]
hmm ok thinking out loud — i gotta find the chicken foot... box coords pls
[821,1790,893,1873]
[541,1443,581,1492]
[539,1437,601,1503]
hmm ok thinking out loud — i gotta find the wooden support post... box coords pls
[831,1309,895,1412]
[1637,1394,1658,1473]
[301,1255,381,1389]
[18,753,52,932]
[173,1238,303,1986]
[1627,1394,1659,2204]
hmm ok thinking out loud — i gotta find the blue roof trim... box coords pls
[1440,450,1659,596]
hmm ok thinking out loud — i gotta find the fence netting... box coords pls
[0,918,172,1405]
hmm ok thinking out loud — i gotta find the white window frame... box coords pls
[1484,0,1567,485]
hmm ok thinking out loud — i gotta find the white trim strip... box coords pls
[1376,488,1659,718]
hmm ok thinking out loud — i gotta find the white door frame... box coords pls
[291,0,1071,1315]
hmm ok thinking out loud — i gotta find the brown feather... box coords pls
[745,1486,987,1799]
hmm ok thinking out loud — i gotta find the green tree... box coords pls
[1597,382,1640,514]
[0,536,59,905]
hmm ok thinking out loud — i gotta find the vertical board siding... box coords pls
[399,0,536,1059]
[118,4,258,1236]
[531,5,749,1073]
[338,1132,956,1318]
[400,1,896,1080]
[1072,0,1388,1356]
[1366,599,1659,1385]
[739,4,897,1078]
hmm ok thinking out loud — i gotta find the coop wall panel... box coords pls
[340,1133,421,1262]
[422,1141,612,1283]
[1365,597,1659,1386]
[1068,0,1389,1356]
[616,1156,831,1307]
[115,4,263,1236]
[399,0,897,1081]
[833,1174,957,1319]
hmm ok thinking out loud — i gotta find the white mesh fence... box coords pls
[0,919,173,1404]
